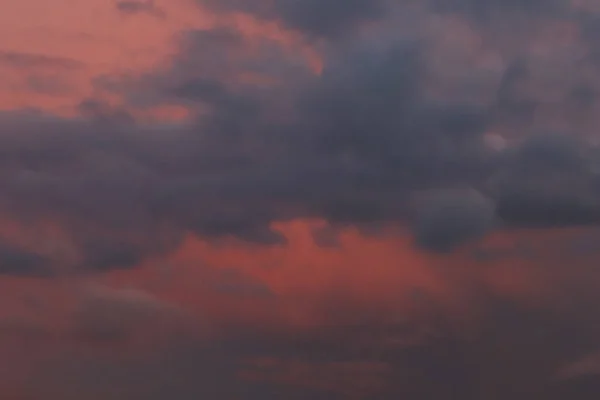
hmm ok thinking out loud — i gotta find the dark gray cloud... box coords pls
[199,0,387,39]
[430,0,569,21]
[413,188,496,253]
[81,240,144,271]
[114,0,166,19]
[77,98,135,125]
[546,375,600,400]
[0,240,53,277]
[1,0,600,278]
[274,0,386,39]
[198,0,574,39]
[489,134,600,227]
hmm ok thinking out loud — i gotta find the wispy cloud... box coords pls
[115,0,167,19]
[0,51,84,71]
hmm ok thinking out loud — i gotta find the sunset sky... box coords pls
[1,0,600,399]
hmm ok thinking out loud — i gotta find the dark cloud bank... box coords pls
[7,0,600,269]
[5,2,600,397]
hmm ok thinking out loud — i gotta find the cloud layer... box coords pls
[3,0,600,269]
[1,1,600,398]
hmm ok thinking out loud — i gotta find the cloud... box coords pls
[412,188,496,253]
[546,375,600,400]
[198,0,387,39]
[114,0,167,19]
[72,285,184,343]
[29,341,342,400]
[24,283,600,400]
[114,23,494,249]
[206,268,275,298]
[7,2,600,399]
[0,315,51,340]
[4,223,600,400]
[489,134,600,227]
[558,351,600,380]
[80,239,144,271]
[0,51,84,71]
[77,98,135,125]
[430,0,568,21]
[0,240,54,277]
[0,0,600,278]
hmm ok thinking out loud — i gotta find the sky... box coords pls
[1,0,600,398]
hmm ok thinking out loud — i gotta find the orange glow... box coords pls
[0,219,597,397]
[95,220,600,336]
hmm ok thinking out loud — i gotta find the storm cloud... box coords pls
[0,0,599,277]
[6,1,600,400]
[199,0,387,39]
[0,241,53,277]
[413,188,496,253]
